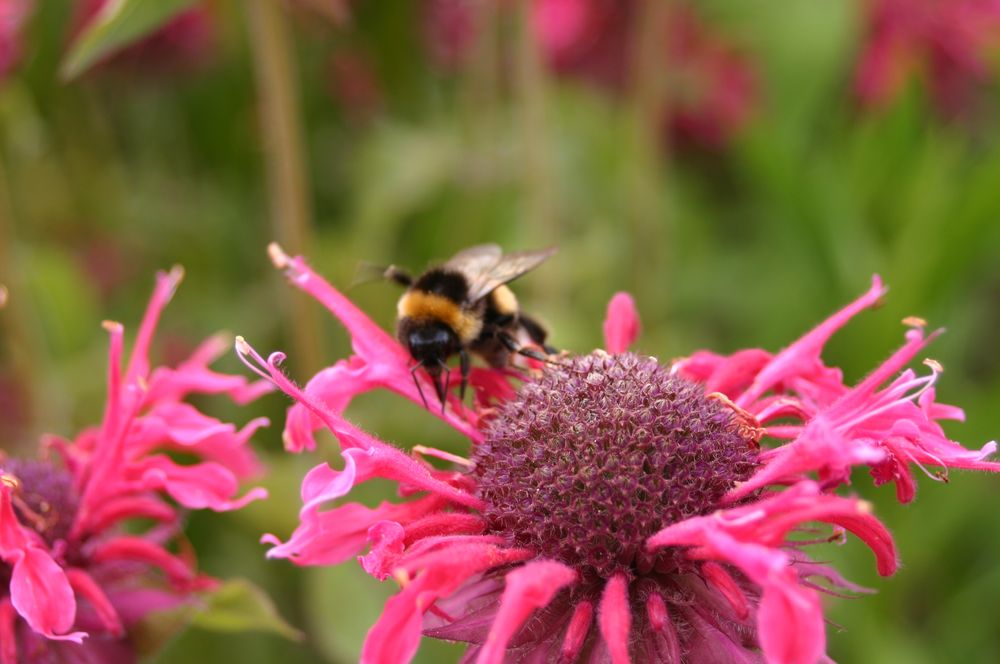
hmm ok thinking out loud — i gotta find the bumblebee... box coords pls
[386,244,557,409]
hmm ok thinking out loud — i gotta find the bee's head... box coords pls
[400,320,460,409]
[404,322,458,366]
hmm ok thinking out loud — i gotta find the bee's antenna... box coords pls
[410,362,430,410]
[383,265,413,287]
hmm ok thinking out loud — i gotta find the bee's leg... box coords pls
[499,332,554,364]
[437,362,451,414]
[459,348,470,402]
[519,315,557,355]
[384,265,413,287]
[410,362,430,410]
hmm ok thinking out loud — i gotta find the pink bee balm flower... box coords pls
[0,0,33,82]
[855,0,1000,117]
[533,1,757,149]
[238,246,996,664]
[71,0,215,73]
[0,267,269,664]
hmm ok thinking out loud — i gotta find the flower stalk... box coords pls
[514,0,557,253]
[0,157,40,442]
[245,0,322,374]
[627,0,672,302]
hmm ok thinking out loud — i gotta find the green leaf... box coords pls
[131,602,199,659]
[61,0,197,79]
[191,578,303,642]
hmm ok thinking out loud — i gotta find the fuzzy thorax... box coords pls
[397,290,483,343]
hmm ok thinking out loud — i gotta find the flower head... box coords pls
[240,247,996,664]
[0,268,269,663]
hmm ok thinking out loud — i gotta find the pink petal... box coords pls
[264,437,482,563]
[84,496,176,533]
[402,512,484,543]
[283,358,373,452]
[145,363,273,406]
[0,482,32,553]
[559,600,594,663]
[603,292,641,354]
[264,246,483,442]
[265,498,439,567]
[125,266,183,384]
[269,243,405,365]
[66,568,123,636]
[133,456,267,511]
[477,560,577,664]
[358,520,407,580]
[0,599,18,664]
[725,430,885,502]
[361,543,532,664]
[652,481,898,579]
[145,331,275,405]
[724,543,824,664]
[236,340,485,512]
[10,547,86,642]
[737,275,886,407]
[645,593,680,663]
[701,562,749,620]
[705,349,774,397]
[598,573,632,664]
[699,529,825,664]
[89,537,195,586]
[734,323,1000,502]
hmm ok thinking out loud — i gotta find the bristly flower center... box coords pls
[2,459,79,546]
[472,352,759,580]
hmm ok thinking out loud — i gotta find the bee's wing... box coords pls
[459,246,558,304]
[444,244,503,274]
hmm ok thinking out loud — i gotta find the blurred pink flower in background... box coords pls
[0,268,269,663]
[0,0,32,81]
[71,0,216,73]
[327,46,384,122]
[413,0,756,147]
[533,0,628,88]
[855,0,1000,117]
[423,0,481,69]
[239,246,997,663]
[533,1,757,148]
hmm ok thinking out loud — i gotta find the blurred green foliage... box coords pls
[1,0,999,662]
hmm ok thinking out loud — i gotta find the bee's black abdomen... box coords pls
[412,268,469,303]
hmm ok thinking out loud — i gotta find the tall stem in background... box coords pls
[627,0,671,303]
[0,158,39,445]
[514,0,557,251]
[246,0,322,374]
[462,0,500,172]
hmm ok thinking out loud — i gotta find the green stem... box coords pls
[246,0,323,374]
[627,0,672,303]
[514,0,555,245]
[0,157,40,445]
[461,0,500,181]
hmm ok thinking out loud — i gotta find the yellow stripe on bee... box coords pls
[398,291,483,343]
[490,285,518,316]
